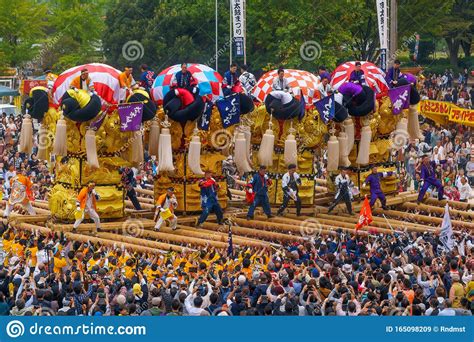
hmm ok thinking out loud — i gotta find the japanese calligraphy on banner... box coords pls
[418,100,474,127]
[118,103,143,131]
[376,0,388,49]
[376,0,388,70]
[388,84,410,114]
[232,0,245,57]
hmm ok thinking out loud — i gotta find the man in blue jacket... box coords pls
[246,165,273,220]
[197,170,224,227]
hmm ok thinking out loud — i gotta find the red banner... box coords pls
[21,80,47,96]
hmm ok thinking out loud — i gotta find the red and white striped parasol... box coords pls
[51,63,121,106]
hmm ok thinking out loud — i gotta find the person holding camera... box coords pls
[73,181,101,235]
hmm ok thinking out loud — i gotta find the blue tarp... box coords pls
[0,85,19,97]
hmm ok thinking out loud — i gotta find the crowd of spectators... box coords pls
[394,123,474,201]
[0,222,473,316]
[420,69,473,109]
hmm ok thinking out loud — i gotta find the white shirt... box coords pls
[317,83,333,98]
[269,90,293,105]
[272,77,290,92]
[281,172,301,189]
[458,182,472,200]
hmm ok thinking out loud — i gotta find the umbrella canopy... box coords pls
[151,63,223,104]
[0,85,19,97]
[331,61,389,94]
[52,63,121,105]
[252,69,320,105]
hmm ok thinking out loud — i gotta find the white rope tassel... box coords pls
[131,130,144,165]
[344,118,355,156]
[284,123,298,166]
[85,128,100,169]
[327,131,339,171]
[188,128,204,176]
[19,114,33,155]
[157,116,174,171]
[356,121,372,165]
[243,126,252,165]
[338,131,351,167]
[234,132,253,174]
[258,117,275,167]
[407,104,422,140]
[148,119,160,157]
[53,114,68,156]
[36,125,49,161]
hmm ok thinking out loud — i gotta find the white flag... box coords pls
[439,203,454,251]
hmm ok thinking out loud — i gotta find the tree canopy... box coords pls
[0,0,472,75]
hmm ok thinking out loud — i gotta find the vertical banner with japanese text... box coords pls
[232,0,245,57]
[376,0,388,71]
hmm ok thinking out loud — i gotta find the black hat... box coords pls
[167,187,175,192]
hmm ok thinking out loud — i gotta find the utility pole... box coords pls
[389,0,398,64]
[215,0,218,71]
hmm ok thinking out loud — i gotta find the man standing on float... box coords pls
[327,168,354,215]
[277,164,302,216]
[246,165,273,220]
[196,170,224,227]
[418,155,445,202]
[3,170,36,217]
[363,166,394,209]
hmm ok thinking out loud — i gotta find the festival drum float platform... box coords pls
[151,63,229,213]
[24,63,156,221]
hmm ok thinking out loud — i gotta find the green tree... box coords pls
[45,0,109,71]
[0,0,48,67]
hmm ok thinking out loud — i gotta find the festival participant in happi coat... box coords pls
[316,77,333,98]
[154,187,178,231]
[277,164,302,216]
[418,155,446,202]
[272,67,291,92]
[118,66,137,101]
[222,63,241,96]
[119,167,142,210]
[171,63,198,94]
[73,181,101,234]
[349,61,366,86]
[362,166,394,209]
[197,170,224,227]
[246,165,273,220]
[239,64,257,96]
[3,170,36,217]
[138,64,156,92]
[328,168,354,215]
[385,60,402,88]
[70,68,95,93]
